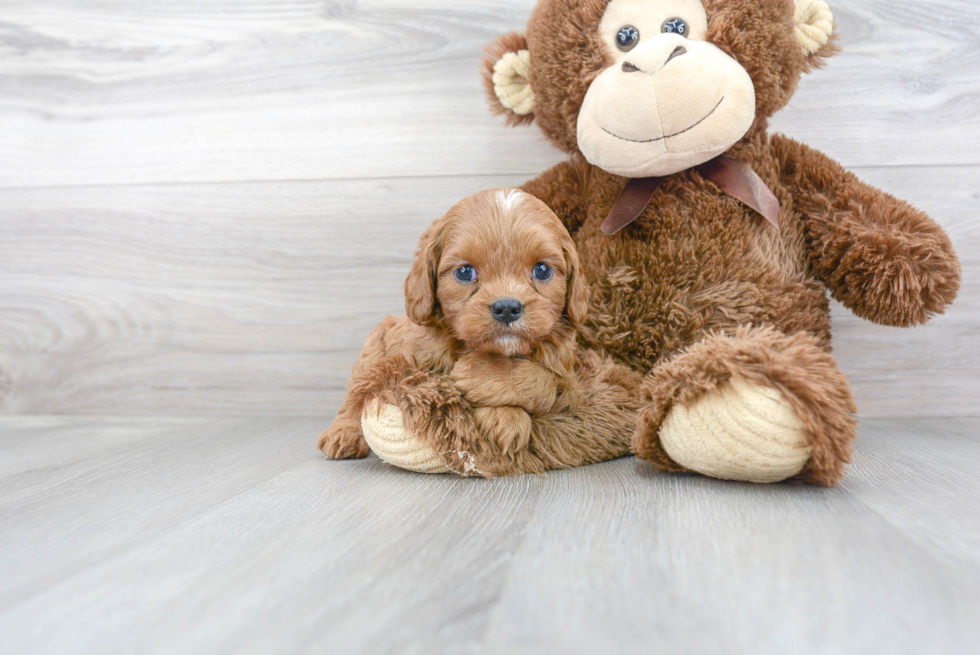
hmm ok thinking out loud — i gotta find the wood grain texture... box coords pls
[0,416,977,654]
[0,1,977,416]
[0,0,978,189]
[0,166,975,417]
[0,174,523,416]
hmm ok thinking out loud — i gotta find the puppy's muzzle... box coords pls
[490,298,524,325]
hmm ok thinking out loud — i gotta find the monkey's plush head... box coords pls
[483,0,837,178]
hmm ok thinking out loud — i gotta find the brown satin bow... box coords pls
[601,155,780,235]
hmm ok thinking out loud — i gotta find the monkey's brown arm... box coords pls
[520,159,591,235]
[772,134,960,327]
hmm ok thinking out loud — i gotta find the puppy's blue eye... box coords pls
[533,262,554,281]
[454,265,476,283]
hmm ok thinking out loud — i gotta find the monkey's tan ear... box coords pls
[482,32,535,127]
[795,0,838,69]
[405,222,445,326]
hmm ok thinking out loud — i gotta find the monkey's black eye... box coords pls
[616,25,640,52]
[533,262,554,281]
[662,18,688,37]
[454,265,476,283]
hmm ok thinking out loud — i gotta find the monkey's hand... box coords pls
[450,353,558,416]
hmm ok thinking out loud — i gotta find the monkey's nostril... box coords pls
[622,61,640,73]
[490,298,524,325]
[664,46,688,66]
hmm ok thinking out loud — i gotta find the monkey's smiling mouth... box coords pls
[602,96,725,144]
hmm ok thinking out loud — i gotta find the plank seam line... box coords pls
[1,163,977,193]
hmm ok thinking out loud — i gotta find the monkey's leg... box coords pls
[633,326,857,486]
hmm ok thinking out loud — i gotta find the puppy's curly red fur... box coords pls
[319,189,640,475]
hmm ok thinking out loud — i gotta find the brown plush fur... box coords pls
[319,189,641,475]
[478,0,961,484]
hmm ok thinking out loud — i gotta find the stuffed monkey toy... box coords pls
[328,0,960,486]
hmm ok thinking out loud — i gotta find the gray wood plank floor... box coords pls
[1,416,978,654]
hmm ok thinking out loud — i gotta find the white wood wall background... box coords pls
[0,0,977,418]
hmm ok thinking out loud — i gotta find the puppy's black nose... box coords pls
[490,298,524,325]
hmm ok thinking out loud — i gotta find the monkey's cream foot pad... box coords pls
[361,399,451,474]
[659,376,811,483]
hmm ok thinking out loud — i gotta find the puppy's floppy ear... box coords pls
[559,229,589,328]
[405,219,446,326]
[482,32,535,127]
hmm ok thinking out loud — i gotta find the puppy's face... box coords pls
[406,189,587,357]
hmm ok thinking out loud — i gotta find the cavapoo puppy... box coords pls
[318,189,640,477]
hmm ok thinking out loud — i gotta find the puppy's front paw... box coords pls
[318,418,370,459]
[473,406,532,456]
